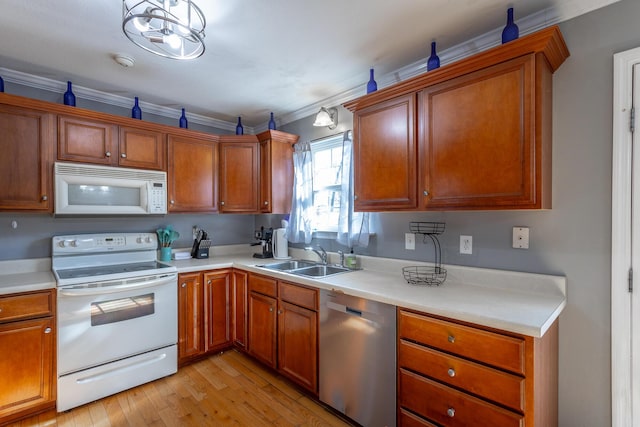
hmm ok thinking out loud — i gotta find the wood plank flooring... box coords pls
[7,350,355,427]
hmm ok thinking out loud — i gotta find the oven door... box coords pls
[57,273,177,376]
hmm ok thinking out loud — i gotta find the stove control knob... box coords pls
[145,236,152,243]
[58,240,67,248]
[69,240,78,247]
[136,237,143,244]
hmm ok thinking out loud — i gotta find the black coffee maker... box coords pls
[251,226,273,259]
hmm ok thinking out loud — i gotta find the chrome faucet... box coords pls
[305,245,328,264]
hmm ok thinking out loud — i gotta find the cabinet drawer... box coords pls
[398,310,525,374]
[0,291,54,323]
[248,274,277,297]
[399,339,525,412]
[278,281,317,311]
[399,408,439,427]
[399,369,523,427]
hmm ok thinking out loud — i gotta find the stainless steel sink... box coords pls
[290,265,352,278]
[256,260,354,278]
[257,260,317,271]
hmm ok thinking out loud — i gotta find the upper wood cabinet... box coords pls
[257,130,299,214]
[344,26,569,211]
[0,101,55,212]
[168,133,218,213]
[58,116,166,170]
[218,135,260,213]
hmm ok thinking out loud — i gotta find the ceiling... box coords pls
[0,0,620,129]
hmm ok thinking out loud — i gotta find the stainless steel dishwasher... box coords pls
[319,289,396,427]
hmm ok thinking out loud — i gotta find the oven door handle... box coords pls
[58,273,177,296]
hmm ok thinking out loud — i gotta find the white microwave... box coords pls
[54,162,167,215]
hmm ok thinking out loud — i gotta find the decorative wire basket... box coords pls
[402,266,447,286]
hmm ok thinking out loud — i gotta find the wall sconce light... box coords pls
[313,107,338,130]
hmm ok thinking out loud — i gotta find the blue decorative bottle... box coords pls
[501,8,519,44]
[366,68,377,94]
[268,112,276,130]
[179,108,188,128]
[132,97,142,119]
[235,117,243,135]
[63,81,76,106]
[427,42,440,71]
[0,75,4,93]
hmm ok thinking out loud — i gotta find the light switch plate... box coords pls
[405,233,415,250]
[512,227,530,249]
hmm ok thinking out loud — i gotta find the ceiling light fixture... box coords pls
[313,107,338,129]
[122,0,206,60]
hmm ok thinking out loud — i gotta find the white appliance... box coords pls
[272,228,289,259]
[54,162,167,215]
[52,233,178,412]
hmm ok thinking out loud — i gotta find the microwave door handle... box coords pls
[58,274,177,296]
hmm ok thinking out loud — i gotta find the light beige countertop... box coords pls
[0,245,566,338]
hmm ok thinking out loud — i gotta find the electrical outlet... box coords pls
[512,227,530,249]
[405,233,415,250]
[460,235,472,254]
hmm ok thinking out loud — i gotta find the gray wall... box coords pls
[281,2,640,425]
[1,0,635,424]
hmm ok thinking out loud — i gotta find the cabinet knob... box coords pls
[354,195,358,200]
[447,408,455,418]
[207,280,212,285]
[0,307,3,313]
[269,307,274,312]
[105,151,111,157]
[221,201,225,206]
[121,153,127,158]
[447,368,456,377]
[44,327,52,334]
[423,190,429,196]
[264,201,269,205]
[277,309,282,314]
[41,195,48,201]
[447,335,455,343]
[170,200,175,205]
[181,283,186,288]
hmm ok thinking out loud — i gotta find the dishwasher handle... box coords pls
[326,301,379,323]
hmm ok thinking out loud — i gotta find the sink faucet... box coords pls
[305,245,328,264]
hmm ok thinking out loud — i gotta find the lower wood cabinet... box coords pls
[247,273,318,394]
[397,309,558,427]
[178,269,232,366]
[232,269,248,349]
[0,289,56,424]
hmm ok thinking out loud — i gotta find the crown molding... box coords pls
[0,7,559,133]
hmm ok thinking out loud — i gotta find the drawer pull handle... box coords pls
[44,327,52,334]
[447,368,456,377]
[448,335,455,343]
[447,408,455,418]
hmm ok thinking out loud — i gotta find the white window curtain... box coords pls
[336,130,370,248]
[286,141,314,244]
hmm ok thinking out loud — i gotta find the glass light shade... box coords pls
[122,0,206,60]
[313,107,337,129]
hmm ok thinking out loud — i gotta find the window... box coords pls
[310,134,344,232]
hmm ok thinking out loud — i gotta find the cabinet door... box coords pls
[278,300,318,393]
[168,134,218,212]
[257,130,297,214]
[232,270,248,349]
[204,270,231,351]
[0,105,54,211]
[247,291,277,368]
[177,272,204,364]
[353,93,417,211]
[119,127,166,170]
[0,318,55,422]
[219,139,260,213]
[420,54,540,209]
[58,115,118,165]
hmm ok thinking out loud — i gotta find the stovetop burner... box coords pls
[56,261,173,280]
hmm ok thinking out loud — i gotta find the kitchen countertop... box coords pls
[0,245,566,338]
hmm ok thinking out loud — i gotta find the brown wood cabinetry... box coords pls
[398,309,558,427]
[168,133,218,213]
[0,101,55,212]
[247,273,318,393]
[231,269,248,349]
[218,136,260,213]
[257,130,299,214]
[58,116,165,170]
[345,26,569,211]
[0,289,56,425]
[178,269,234,366]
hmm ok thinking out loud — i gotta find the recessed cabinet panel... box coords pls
[422,55,536,209]
[354,94,417,211]
[58,115,118,165]
[219,139,260,213]
[119,127,166,170]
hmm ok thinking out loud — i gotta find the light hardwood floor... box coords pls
[7,350,355,427]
